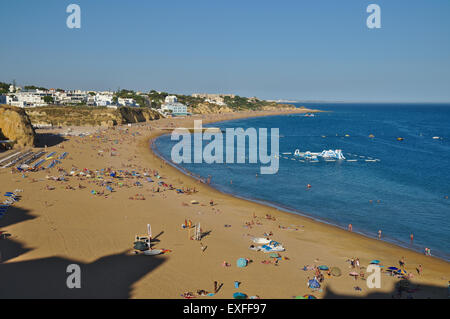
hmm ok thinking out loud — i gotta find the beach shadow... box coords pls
[322,279,448,299]
[0,236,32,263]
[0,206,37,229]
[35,133,67,148]
[0,206,38,262]
[0,250,166,298]
[200,230,212,239]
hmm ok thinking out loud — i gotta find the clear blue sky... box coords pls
[1,0,449,102]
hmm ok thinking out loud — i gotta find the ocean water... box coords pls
[154,104,450,261]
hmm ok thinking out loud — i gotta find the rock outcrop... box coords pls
[190,102,298,114]
[0,105,36,149]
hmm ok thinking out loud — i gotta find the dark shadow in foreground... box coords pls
[0,251,166,298]
[322,278,448,299]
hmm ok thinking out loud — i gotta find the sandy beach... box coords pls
[0,108,449,299]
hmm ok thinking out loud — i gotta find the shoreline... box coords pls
[150,114,449,262]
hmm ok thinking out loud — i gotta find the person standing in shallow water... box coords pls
[348,224,352,232]
[378,230,382,239]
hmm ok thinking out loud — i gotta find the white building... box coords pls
[52,90,88,105]
[161,95,188,116]
[95,92,114,106]
[0,90,50,107]
[117,97,139,107]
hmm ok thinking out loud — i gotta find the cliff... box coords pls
[25,106,161,127]
[0,104,36,149]
[190,102,298,114]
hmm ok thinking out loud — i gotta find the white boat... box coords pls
[143,249,163,256]
[319,149,346,160]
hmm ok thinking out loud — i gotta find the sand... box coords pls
[0,108,449,299]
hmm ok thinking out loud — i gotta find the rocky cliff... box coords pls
[190,102,298,114]
[0,104,36,149]
[25,106,161,127]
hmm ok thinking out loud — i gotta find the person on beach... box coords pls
[348,224,352,232]
[399,257,405,268]
[416,264,423,276]
[410,233,414,244]
[378,230,382,239]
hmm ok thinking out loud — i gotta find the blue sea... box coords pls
[154,103,450,261]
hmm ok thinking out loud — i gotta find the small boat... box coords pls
[432,136,440,140]
[397,137,404,141]
[143,249,163,256]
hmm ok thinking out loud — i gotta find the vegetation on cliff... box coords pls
[24,106,160,127]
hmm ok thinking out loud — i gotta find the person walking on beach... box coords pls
[417,264,423,276]
[410,233,414,244]
[378,230,382,239]
[348,224,352,232]
[399,257,405,269]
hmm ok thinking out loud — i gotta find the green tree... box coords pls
[43,96,54,104]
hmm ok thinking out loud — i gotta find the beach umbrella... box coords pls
[330,267,342,277]
[370,260,380,264]
[349,272,359,277]
[396,269,407,276]
[269,253,280,258]
[308,279,320,289]
[233,292,247,299]
[303,294,317,299]
[318,265,329,271]
[387,267,399,272]
[236,258,248,268]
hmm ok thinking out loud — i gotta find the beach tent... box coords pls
[318,265,329,271]
[233,292,247,299]
[308,279,320,289]
[236,258,248,268]
[330,267,342,277]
